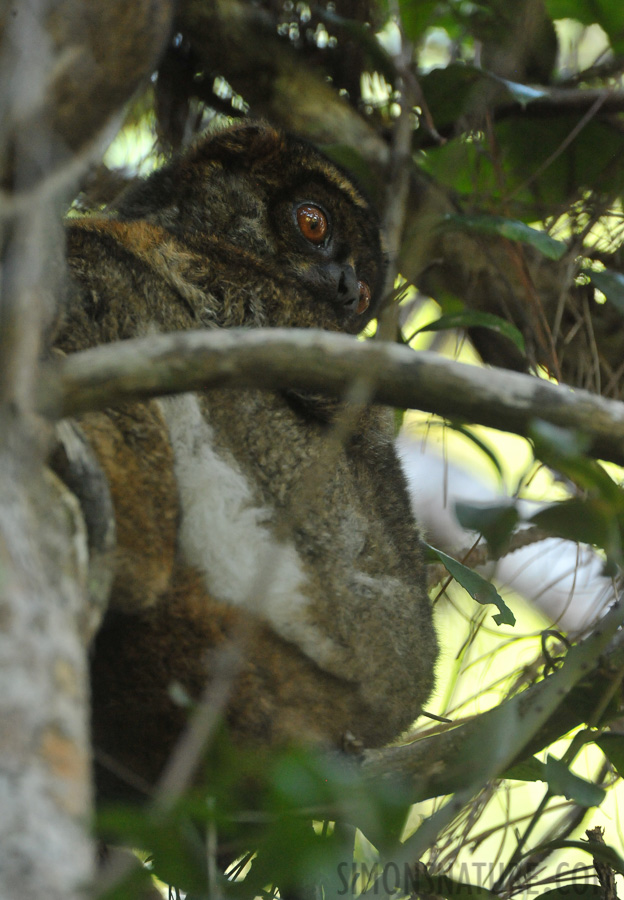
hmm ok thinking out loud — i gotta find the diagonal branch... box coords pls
[360,603,624,805]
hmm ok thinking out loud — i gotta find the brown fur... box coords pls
[56,122,437,801]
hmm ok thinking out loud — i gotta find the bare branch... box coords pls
[42,328,624,467]
[499,87,624,119]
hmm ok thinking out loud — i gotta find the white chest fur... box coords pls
[157,393,338,667]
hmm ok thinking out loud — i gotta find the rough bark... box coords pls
[0,425,94,900]
[0,2,171,896]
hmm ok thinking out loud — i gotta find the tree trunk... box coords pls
[0,421,93,900]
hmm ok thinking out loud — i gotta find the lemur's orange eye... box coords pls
[296,204,329,245]
[356,281,371,315]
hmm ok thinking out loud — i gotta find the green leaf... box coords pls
[421,137,495,201]
[425,114,624,218]
[244,819,338,898]
[531,419,591,459]
[97,805,208,895]
[97,867,160,900]
[584,267,624,316]
[455,502,519,558]
[528,419,624,562]
[536,886,604,900]
[531,421,624,504]
[415,310,525,353]
[442,214,567,260]
[412,871,499,900]
[530,498,622,569]
[398,0,439,43]
[497,116,624,208]
[425,542,516,626]
[266,747,412,854]
[503,756,547,782]
[544,754,606,806]
[418,64,491,133]
[596,733,624,778]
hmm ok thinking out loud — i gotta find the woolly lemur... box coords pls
[55,122,437,800]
